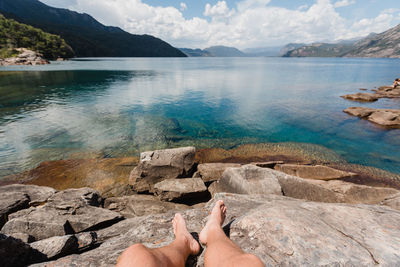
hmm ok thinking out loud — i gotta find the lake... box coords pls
[1,57,400,178]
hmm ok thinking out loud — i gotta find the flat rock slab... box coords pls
[344,107,400,128]
[274,164,357,180]
[104,194,190,218]
[380,193,400,211]
[0,184,56,206]
[193,163,241,182]
[129,147,196,193]
[218,164,283,195]
[154,178,208,203]
[341,92,379,102]
[32,193,400,267]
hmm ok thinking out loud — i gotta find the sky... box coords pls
[40,0,400,49]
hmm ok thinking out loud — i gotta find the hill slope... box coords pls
[343,24,400,58]
[0,14,73,59]
[283,24,400,58]
[0,0,186,57]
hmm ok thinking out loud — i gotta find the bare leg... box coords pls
[116,213,200,267]
[200,200,264,267]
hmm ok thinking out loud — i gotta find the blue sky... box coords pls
[41,0,400,49]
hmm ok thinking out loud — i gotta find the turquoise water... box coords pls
[0,57,400,177]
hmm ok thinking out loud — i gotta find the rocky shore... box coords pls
[0,48,50,66]
[1,146,400,266]
[341,84,400,128]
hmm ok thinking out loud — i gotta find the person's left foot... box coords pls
[173,213,200,255]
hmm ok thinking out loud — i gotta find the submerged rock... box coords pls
[344,107,400,128]
[274,164,357,180]
[341,92,379,102]
[129,147,196,193]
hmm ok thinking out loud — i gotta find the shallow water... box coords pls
[0,57,400,177]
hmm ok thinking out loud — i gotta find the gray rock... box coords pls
[8,232,35,243]
[75,232,98,251]
[274,164,358,180]
[104,194,189,218]
[47,187,102,209]
[0,191,29,228]
[33,193,400,267]
[129,147,196,193]
[0,184,56,206]
[193,163,241,182]
[218,164,282,195]
[30,235,78,259]
[2,188,122,241]
[154,178,208,203]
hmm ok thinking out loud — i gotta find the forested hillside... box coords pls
[0,14,74,59]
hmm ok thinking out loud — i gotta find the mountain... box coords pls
[0,0,186,57]
[282,24,400,58]
[179,46,246,57]
[279,43,306,56]
[242,46,282,57]
[204,46,246,57]
[343,25,400,58]
[0,14,73,59]
[179,48,213,57]
[282,42,354,57]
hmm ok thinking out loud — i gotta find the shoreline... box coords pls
[2,142,399,196]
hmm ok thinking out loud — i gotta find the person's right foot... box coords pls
[199,200,227,245]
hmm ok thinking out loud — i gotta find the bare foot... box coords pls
[199,200,227,245]
[173,213,200,255]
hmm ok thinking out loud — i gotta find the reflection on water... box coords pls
[0,57,400,177]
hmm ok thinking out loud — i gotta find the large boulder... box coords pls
[129,147,196,193]
[217,164,283,195]
[104,194,190,218]
[32,193,400,267]
[1,188,123,241]
[193,163,241,183]
[154,178,209,204]
[0,184,56,206]
[274,164,358,180]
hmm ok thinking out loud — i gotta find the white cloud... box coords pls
[57,0,397,49]
[180,2,187,12]
[204,1,235,18]
[334,0,356,8]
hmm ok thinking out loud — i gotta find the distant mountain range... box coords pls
[282,24,400,58]
[0,0,186,57]
[179,46,246,57]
